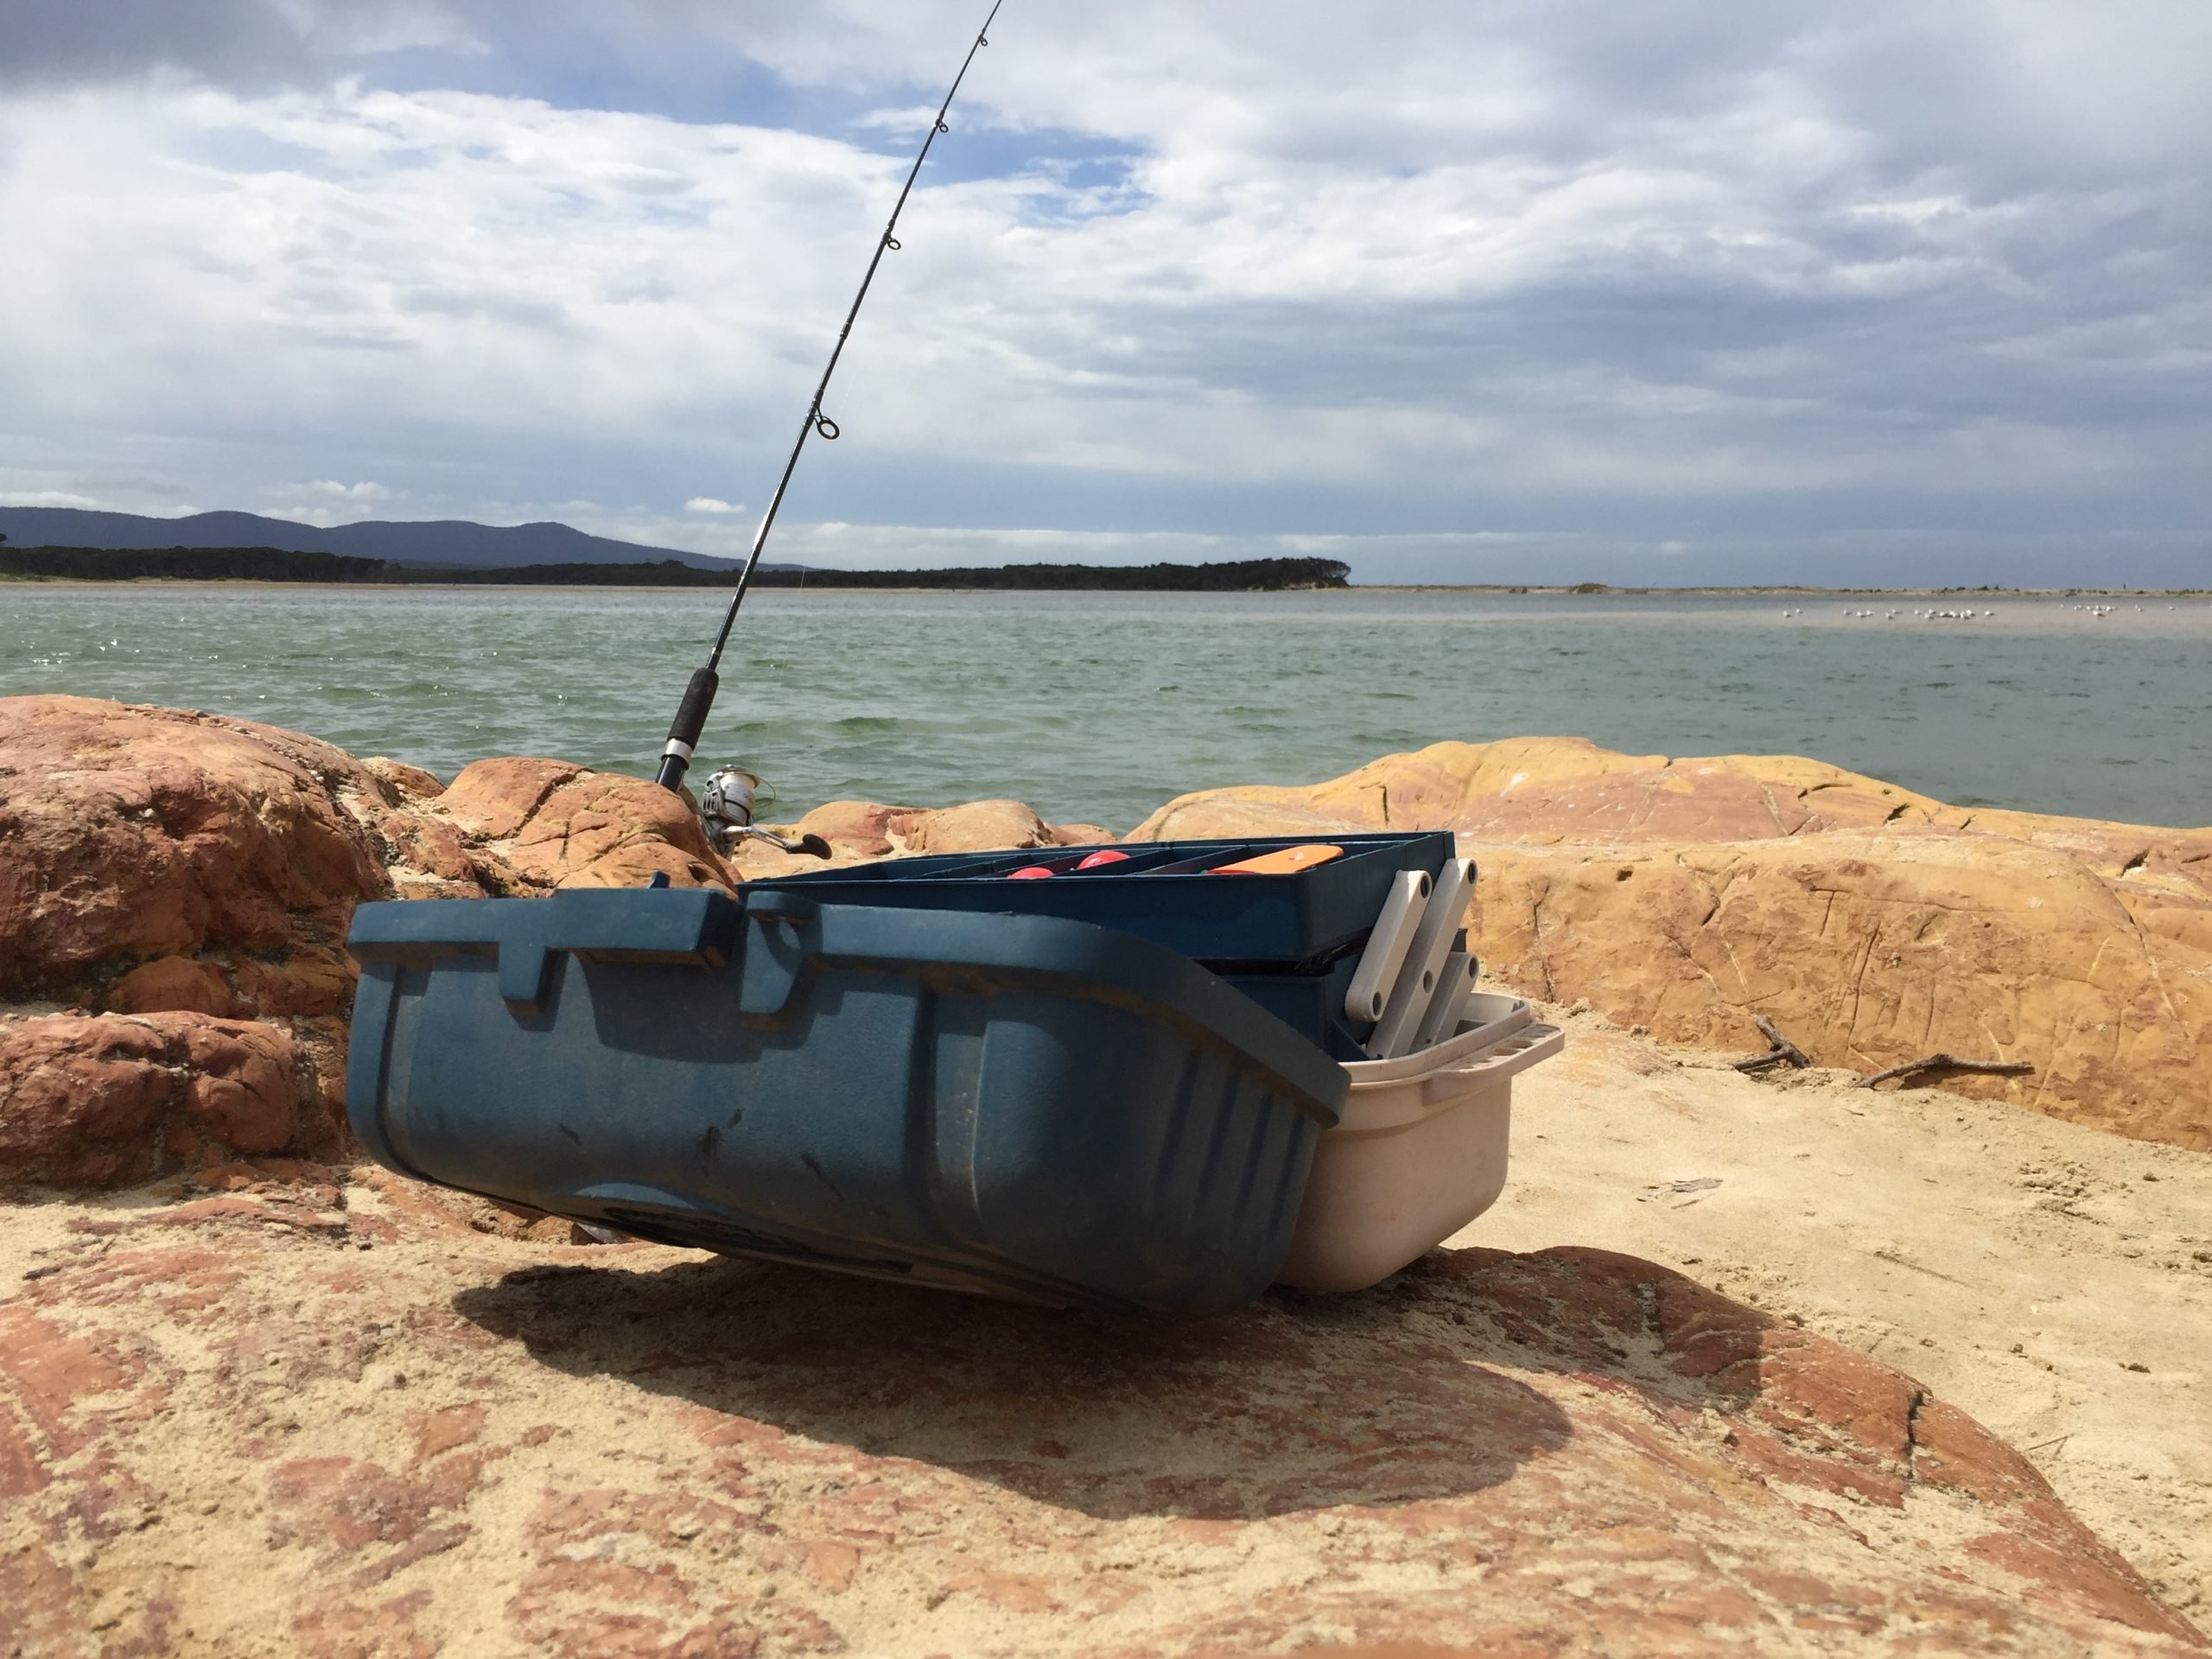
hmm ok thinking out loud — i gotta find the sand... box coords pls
[1476,1002,2212,1620]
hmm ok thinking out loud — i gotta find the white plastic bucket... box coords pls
[1275,992,1563,1294]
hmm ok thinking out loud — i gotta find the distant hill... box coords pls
[0,506,755,572]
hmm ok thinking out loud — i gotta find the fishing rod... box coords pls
[654,0,1006,808]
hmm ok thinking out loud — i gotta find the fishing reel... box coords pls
[698,766,832,859]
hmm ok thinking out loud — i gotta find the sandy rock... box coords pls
[424,757,734,893]
[374,810,484,896]
[780,797,1058,860]
[3,706,2205,1646]
[785,799,905,858]
[105,957,241,1019]
[0,699,493,1191]
[0,1018,169,1190]
[422,757,582,842]
[350,1164,581,1244]
[725,797,1086,880]
[1142,737,1949,845]
[1131,792,1364,843]
[174,1019,300,1154]
[226,950,356,1020]
[885,797,1056,856]
[1134,740,2212,1150]
[0,696,394,1009]
[361,756,445,804]
[0,1012,334,1187]
[1474,833,2209,1147]
[0,1194,2197,1657]
[1135,738,2212,874]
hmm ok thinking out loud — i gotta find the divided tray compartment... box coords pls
[744,830,1456,969]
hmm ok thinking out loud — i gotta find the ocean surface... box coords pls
[3,586,2209,830]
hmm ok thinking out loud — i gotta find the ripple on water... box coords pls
[3,587,2208,827]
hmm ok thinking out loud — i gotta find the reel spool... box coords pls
[699,766,831,859]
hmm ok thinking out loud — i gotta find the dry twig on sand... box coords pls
[1859,1053,2035,1090]
[1733,1014,1811,1073]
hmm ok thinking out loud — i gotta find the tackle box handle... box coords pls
[1418,1022,1565,1106]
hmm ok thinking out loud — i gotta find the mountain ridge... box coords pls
[0,506,752,571]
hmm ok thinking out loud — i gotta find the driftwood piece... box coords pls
[1858,1052,2036,1090]
[1732,1014,1811,1073]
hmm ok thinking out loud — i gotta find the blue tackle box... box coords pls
[345,885,1350,1313]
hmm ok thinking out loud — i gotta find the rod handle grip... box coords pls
[656,666,720,794]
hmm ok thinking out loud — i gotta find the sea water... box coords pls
[3,586,2208,830]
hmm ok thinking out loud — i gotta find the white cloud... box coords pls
[0,489,101,509]
[283,479,391,501]
[0,2,2204,583]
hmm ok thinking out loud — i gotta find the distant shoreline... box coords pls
[1357,583,2212,598]
[0,546,1351,593]
[4,575,2207,599]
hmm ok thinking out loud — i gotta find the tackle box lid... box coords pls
[742,830,1456,968]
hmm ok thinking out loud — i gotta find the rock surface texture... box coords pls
[420,756,736,894]
[0,1170,2201,1658]
[724,797,1109,880]
[1131,739,2212,1151]
[0,696,393,1016]
[0,1012,331,1188]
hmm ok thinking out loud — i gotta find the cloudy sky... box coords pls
[1,1,2205,585]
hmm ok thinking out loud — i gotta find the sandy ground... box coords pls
[1474,1003,2212,1621]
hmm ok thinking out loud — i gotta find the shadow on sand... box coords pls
[452,1246,1577,1522]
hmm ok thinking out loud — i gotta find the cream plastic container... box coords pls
[1275,992,1563,1294]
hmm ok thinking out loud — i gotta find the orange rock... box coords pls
[0,696,394,1007]
[175,1019,299,1154]
[0,1010,334,1188]
[884,798,1055,856]
[0,1015,175,1187]
[227,946,356,1018]
[789,799,902,858]
[1133,740,2212,1151]
[362,755,446,804]
[779,798,1058,860]
[726,798,1093,880]
[105,955,240,1017]
[427,757,734,892]
[377,813,478,891]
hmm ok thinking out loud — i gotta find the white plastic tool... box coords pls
[1366,856,1476,1058]
[1342,868,1432,1023]
[1411,949,1478,1051]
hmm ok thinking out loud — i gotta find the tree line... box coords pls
[748,557,1351,591]
[0,543,1351,592]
